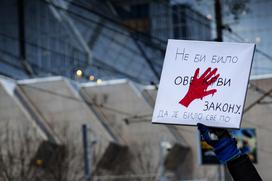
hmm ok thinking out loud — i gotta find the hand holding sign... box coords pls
[197,123,241,163]
[179,67,220,107]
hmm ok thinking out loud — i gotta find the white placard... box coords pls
[152,40,255,128]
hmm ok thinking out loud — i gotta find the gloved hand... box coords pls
[197,123,241,164]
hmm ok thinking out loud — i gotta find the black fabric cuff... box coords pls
[227,154,262,181]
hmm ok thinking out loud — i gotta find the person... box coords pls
[197,123,262,181]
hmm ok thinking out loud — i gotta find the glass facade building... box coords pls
[0,0,211,84]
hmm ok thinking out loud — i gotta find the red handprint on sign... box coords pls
[179,67,220,107]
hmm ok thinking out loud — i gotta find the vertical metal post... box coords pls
[215,0,223,42]
[221,165,225,181]
[17,0,33,76]
[17,0,26,62]
[217,165,221,181]
[82,124,92,181]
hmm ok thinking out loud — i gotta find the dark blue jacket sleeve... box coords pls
[227,154,262,181]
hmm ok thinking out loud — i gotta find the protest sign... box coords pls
[152,40,255,128]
